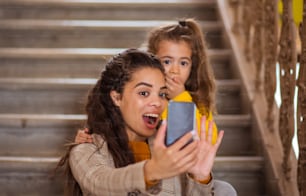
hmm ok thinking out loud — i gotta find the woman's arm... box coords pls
[69,141,149,195]
[186,116,224,194]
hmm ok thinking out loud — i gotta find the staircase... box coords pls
[0,0,270,195]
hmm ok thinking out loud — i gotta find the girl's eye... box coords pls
[180,61,190,67]
[162,59,171,66]
[139,91,149,97]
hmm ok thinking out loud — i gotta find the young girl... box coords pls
[76,18,218,144]
[58,49,235,195]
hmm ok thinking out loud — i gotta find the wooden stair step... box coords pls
[0,0,217,21]
[0,156,63,196]
[0,155,264,196]
[213,156,266,196]
[0,19,222,30]
[216,80,243,114]
[0,48,233,80]
[0,47,230,59]
[0,113,254,157]
[0,19,224,48]
[0,114,84,157]
[215,114,256,156]
[0,78,242,114]
[0,155,263,171]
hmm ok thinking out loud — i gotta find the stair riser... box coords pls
[213,172,265,196]
[0,29,224,49]
[0,173,63,196]
[0,126,77,157]
[0,124,252,157]
[0,58,105,79]
[0,5,217,21]
[0,157,263,196]
[0,56,232,80]
[0,88,88,114]
[0,87,241,114]
[0,168,263,196]
[217,127,255,156]
[216,90,242,114]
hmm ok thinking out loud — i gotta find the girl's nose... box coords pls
[169,64,180,74]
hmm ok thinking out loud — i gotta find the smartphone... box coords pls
[165,101,197,147]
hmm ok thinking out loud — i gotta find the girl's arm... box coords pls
[74,128,93,144]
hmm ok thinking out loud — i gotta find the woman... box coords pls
[58,49,236,195]
[77,18,218,144]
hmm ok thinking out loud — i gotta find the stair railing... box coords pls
[218,0,303,195]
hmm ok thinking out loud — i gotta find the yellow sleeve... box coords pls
[161,91,218,144]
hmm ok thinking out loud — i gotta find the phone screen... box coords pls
[165,101,197,146]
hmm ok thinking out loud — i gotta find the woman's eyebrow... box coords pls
[135,82,167,90]
[134,82,152,88]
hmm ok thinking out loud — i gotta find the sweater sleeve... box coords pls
[162,91,218,144]
[185,173,215,196]
[69,142,161,195]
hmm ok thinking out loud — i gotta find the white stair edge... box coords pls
[0,48,231,59]
[0,19,222,30]
[0,0,216,7]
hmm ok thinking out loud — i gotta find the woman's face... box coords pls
[111,67,167,141]
[156,40,192,85]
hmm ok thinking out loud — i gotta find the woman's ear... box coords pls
[110,91,121,107]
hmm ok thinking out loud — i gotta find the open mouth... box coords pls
[143,113,159,128]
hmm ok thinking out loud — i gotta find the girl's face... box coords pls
[111,67,167,141]
[156,40,192,85]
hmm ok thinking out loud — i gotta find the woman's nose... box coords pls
[150,95,163,108]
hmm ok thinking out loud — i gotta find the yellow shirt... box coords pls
[129,141,150,162]
[161,91,218,144]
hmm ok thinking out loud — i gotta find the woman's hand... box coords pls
[75,128,93,144]
[165,74,185,99]
[188,116,224,181]
[144,121,199,182]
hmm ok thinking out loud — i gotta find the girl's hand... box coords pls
[75,128,93,144]
[165,74,185,99]
[144,121,199,181]
[188,116,224,181]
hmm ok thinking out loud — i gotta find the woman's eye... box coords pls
[159,92,168,99]
[139,91,149,97]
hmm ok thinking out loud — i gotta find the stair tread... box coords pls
[0,77,240,89]
[0,0,215,7]
[0,113,250,127]
[0,48,231,59]
[0,113,87,120]
[0,155,262,162]
[0,155,264,174]
[0,155,263,166]
[0,19,222,30]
